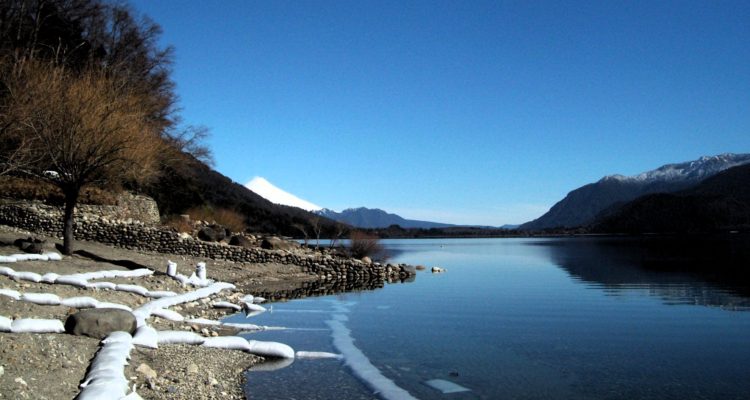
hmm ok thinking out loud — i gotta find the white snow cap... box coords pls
[245,176,322,211]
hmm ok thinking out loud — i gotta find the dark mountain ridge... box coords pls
[521,153,750,230]
[317,207,454,229]
[144,153,338,236]
[592,163,750,233]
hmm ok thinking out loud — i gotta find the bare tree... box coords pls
[310,216,322,249]
[329,222,346,249]
[2,61,163,254]
[163,124,214,166]
[292,222,309,247]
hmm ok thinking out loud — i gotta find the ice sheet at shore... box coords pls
[326,315,418,400]
[424,379,470,394]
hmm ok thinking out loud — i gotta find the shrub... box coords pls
[185,206,247,233]
[163,215,193,233]
[348,231,385,260]
[0,176,117,205]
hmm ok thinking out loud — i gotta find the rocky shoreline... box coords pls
[0,226,415,399]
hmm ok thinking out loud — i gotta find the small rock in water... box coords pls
[15,377,27,386]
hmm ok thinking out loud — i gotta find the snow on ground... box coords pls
[0,256,300,399]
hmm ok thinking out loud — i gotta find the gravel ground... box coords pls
[0,227,317,400]
[127,345,261,400]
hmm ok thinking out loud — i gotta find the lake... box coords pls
[230,237,750,400]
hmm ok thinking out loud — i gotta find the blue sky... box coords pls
[130,0,749,226]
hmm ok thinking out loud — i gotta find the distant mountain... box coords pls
[245,177,322,212]
[317,207,454,229]
[592,163,750,233]
[520,153,750,230]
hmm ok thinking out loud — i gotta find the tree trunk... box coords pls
[62,186,80,255]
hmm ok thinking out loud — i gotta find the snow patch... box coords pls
[424,379,471,394]
[245,176,322,211]
[326,315,418,400]
[10,318,65,333]
[296,351,343,359]
[77,332,133,400]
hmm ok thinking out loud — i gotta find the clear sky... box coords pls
[130,0,749,226]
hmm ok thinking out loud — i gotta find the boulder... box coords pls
[197,225,227,242]
[14,237,45,254]
[64,308,137,339]
[260,236,298,251]
[229,235,254,248]
[361,256,372,264]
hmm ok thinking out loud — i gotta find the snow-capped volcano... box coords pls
[245,177,322,212]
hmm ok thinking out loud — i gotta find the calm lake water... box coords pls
[232,237,750,400]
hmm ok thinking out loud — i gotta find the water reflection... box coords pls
[535,235,750,310]
[250,275,414,303]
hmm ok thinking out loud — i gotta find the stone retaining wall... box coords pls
[0,203,414,281]
[77,192,160,226]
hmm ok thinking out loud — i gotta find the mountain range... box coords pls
[316,208,454,229]
[245,176,455,229]
[521,153,750,230]
[592,162,750,233]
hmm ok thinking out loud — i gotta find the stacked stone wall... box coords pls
[77,192,160,226]
[0,202,414,281]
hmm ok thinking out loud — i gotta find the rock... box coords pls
[64,308,137,339]
[415,265,426,270]
[402,265,417,274]
[361,256,372,264]
[136,363,158,380]
[0,365,4,377]
[14,237,45,254]
[431,266,446,273]
[15,377,27,386]
[197,227,221,242]
[229,235,254,248]
[187,363,199,374]
[260,236,297,250]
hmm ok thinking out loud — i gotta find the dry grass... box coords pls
[186,206,247,233]
[163,215,193,233]
[0,176,117,205]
